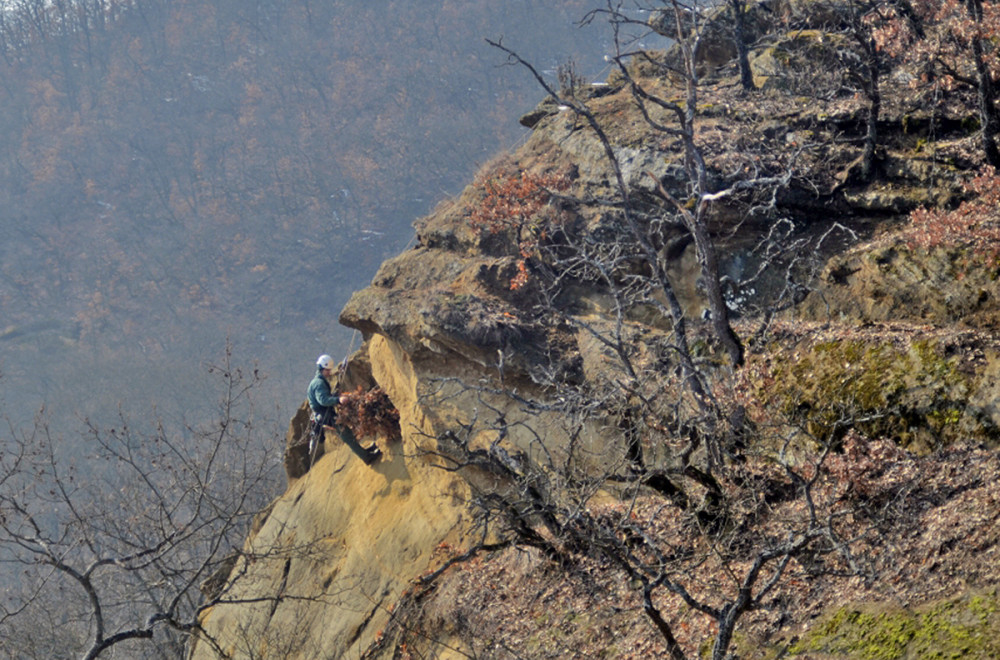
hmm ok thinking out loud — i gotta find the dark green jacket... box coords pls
[307,369,338,417]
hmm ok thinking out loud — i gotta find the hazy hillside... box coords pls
[8,1,1000,659]
[0,0,616,431]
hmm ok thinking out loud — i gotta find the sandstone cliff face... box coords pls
[189,334,475,659]
[191,8,1000,658]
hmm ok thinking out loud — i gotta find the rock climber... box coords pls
[307,354,382,466]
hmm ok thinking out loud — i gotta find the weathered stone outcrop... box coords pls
[190,333,475,659]
[800,236,1000,330]
[190,4,1000,657]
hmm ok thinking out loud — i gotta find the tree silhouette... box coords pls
[0,348,282,659]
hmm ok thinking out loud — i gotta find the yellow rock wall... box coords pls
[189,334,473,659]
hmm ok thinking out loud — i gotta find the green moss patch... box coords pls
[789,589,1000,659]
[748,330,998,451]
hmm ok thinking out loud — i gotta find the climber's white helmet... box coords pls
[317,354,336,370]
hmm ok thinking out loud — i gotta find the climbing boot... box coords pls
[364,446,382,465]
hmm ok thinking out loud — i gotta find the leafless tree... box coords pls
[727,0,758,91]
[395,5,897,657]
[0,347,284,659]
[964,0,1000,167]
[838,0,890,181]
[414,343,905,659]
[803,0,912,183]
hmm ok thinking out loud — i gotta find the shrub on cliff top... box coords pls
[469,168,570,289]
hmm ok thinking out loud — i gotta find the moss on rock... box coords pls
[788,589,1000,659]
[744,326,1000,451]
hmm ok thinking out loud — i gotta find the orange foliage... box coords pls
[335,386,401,440]
[469,170,569,289]
[875,0,1000,87]
[470,170,566,236]
[905,167,1000,269]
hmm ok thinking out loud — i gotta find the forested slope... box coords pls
[7,1,1000,659]
[0,0,607,428]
